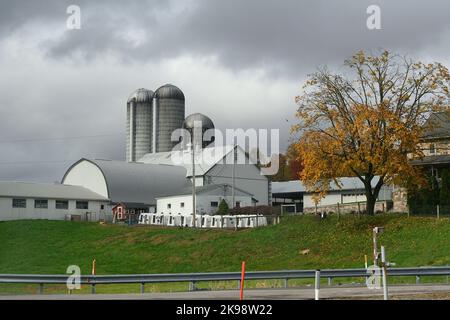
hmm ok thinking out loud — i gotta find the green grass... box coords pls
[0,214,448,294]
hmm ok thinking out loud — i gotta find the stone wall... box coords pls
[392,187,408,213]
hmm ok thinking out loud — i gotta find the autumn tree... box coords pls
[291,50,450,215]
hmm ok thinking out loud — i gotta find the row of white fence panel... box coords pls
[138,213,268,228]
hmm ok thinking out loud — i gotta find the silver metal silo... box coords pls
[126,88,154,162]
[153,84,185,152]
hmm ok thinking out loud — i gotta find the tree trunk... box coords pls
[366,195,376,216]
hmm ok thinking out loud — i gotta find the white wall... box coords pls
[0,197,110,221]
[205,152,269,205]
[304,193,342,208]
[157,194,253,215]
[62,160,109,198]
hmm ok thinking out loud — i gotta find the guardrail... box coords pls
[0,266,449,294]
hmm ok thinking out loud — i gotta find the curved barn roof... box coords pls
[62,159,191,206]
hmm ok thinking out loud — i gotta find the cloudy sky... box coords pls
[1,0,450,182]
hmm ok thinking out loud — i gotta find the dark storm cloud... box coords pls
[1,0,450,182]
[2,0,449,77]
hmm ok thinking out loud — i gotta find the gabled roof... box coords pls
[422,112,450,140]
[272,176,385,194]
[137,145,239,177]
[62,159,191,206]
[0,181,109,201]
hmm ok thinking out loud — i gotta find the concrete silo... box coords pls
[126,88,154,162]
[153,84,185,152]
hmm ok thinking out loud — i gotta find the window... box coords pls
[12,199,26,208]
[55,200,68,210]
[211,201,219,207]
[180,202,184,208]
[76,201,88,209]
[430,143,436,155]
[236,201,241,208]
[100,205,104,210]
[167,203,171,209]
[34,200,48,209]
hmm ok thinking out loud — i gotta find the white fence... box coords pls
[138,213,268,229]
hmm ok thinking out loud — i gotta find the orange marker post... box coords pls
[239,261,246,300]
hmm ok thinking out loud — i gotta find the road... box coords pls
[1,284,449,300]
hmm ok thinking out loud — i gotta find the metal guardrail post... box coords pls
[189,281,196,291]
[284,278,288,288]
[39,283,44,295]
[328,277,332,286]
[315,270,320,300]
[416,275,421,284]
[91,283,96,294]
[140,283,145,294]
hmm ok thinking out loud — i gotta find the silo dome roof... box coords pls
[127,88,154,103]
[154,84,185,101]
[183,113,215,131]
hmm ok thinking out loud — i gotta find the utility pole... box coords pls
[191,142,196,228]
[232,145,236,209]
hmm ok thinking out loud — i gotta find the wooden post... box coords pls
[337,203,340,220]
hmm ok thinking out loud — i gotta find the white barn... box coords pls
[155,183,256,215]
[0,181,110,221]
[138,145,271,206]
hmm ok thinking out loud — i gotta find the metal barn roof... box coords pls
[137,145,237,177]
[156,183,254,199]
[272,176,384,195]
[0,181,109,201]
[63,159,191,206]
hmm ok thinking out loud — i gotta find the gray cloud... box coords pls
[1,0,450,182]
[6,0,449,76]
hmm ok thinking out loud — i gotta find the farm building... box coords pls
[272,177,393,214]
[62,158,190,221]
[155,183,257,216]
[0,181,110,221]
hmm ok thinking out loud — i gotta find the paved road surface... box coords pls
[1,284,449,300]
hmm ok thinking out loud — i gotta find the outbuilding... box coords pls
[0,181,110,221]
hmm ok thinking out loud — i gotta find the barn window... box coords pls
[180,202,184,208]
[76,201,88,209]
[55,200,68,210]
[12,199,26,208]
[34,200,48,209]
[211,201,219,207]
[167,203,171,209]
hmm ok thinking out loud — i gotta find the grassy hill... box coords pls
[0,214,449,276]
